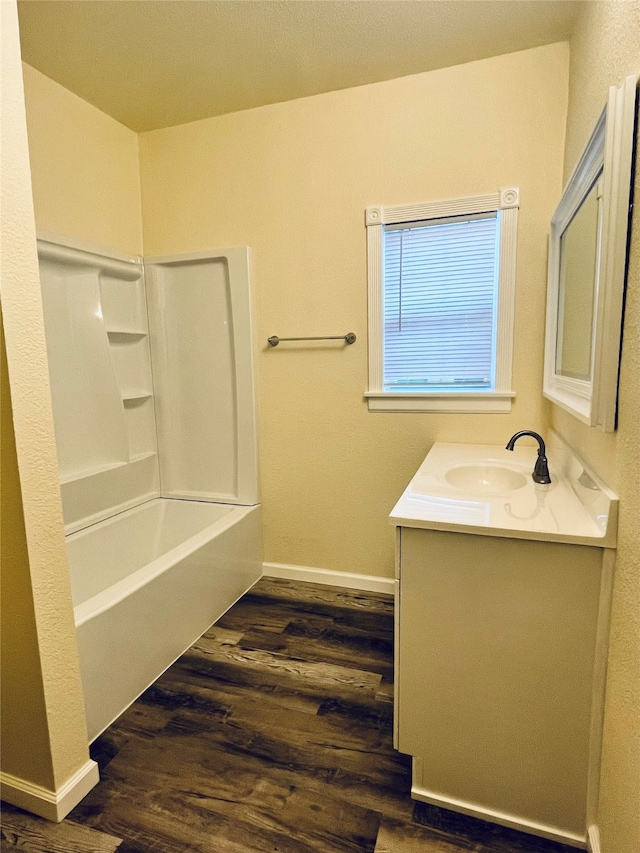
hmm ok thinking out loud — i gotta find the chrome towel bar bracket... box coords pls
[268,333,356,347]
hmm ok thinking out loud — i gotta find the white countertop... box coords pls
[389,433,618,547]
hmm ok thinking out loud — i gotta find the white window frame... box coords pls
[365,189,519,413]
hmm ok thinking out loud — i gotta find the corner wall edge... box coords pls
[587,824,602,853]
[0,759,99,822]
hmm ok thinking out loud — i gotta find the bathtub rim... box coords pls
[73,500,257,627]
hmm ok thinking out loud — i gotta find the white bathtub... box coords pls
[66,498,262,741]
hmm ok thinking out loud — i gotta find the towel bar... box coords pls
[267,333,356,347]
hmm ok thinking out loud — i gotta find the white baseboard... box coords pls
[410,780,587,850]
[587,824,602,853]
[0,759,99,822]
[263,562,394,594]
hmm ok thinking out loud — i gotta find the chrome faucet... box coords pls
[505,430,552,485]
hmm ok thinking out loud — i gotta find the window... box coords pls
[365,189,519,412]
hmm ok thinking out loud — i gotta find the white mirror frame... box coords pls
[544,74,638,431]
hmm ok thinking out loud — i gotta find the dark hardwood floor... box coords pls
[2,578,579,853]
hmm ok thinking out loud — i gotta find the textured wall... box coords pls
[139,42,569,579]
[549,2,640,851]
[0,316,54,789]
[22,63,143,256]
[603,161,640,852]
[0,0,90,792]
[563,1,640,183]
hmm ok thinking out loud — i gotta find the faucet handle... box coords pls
[533,453,551,485]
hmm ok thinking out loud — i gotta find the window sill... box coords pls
[365,391,516,413]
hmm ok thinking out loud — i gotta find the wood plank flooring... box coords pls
[2,578,579,853]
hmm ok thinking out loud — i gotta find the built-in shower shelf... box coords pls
[107,329,148,340]
[59,451,158,490]
[59,459,128,485]
[122,391,153,404]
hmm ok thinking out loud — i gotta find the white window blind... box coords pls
[382,212,500,391]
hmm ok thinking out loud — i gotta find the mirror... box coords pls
[556,177,600,381]
[544,74,637,431]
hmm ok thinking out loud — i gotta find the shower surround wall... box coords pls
[38,235,262,741]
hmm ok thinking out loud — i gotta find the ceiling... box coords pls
[17,1,582,133]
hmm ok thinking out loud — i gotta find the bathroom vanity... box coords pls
[390,434,617,848]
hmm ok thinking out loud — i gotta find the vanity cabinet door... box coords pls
[396,526,601,837]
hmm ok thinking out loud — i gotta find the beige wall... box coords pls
[139,42,569,578]
[551,3,640,851]
[1,314,54,789]
[22,63,143,256]
[0,0,91,803]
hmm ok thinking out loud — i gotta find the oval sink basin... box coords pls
[445,464,528,493]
